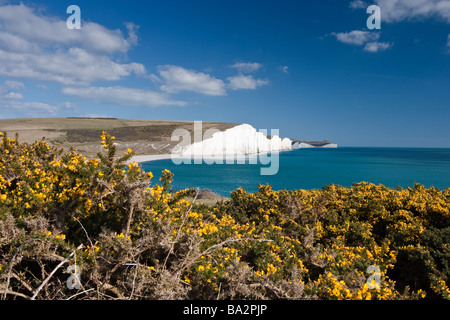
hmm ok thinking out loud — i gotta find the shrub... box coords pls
[0,132,449,300]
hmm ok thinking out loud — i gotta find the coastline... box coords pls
[129,147,298,165]
[129,149,296,165]
[129,154,174,164]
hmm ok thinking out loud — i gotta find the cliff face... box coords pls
[179,124,292,157]
[292,142,338,149]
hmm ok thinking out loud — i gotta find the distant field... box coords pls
[0,117,239,157]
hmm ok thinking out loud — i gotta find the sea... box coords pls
[140,147,450,197]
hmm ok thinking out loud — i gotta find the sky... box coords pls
[0,0,449,147]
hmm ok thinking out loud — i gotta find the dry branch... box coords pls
[30,244,83,300]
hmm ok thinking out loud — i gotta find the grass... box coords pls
[0,118,240,158]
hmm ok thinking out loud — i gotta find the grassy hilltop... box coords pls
[0,117,239,158]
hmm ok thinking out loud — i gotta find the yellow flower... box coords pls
[46,231,52,236]
[55,234,66,240]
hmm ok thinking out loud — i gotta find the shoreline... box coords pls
[129,150,295,164]
[129,154,174,164]
[129,149,296,164]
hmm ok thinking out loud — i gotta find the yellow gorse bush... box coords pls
[0,131,449,300]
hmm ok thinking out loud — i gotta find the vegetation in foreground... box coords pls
[0,132,449,300]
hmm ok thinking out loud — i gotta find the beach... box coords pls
[129,154,174,163]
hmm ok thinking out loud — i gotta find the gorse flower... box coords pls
[0,132,449,300]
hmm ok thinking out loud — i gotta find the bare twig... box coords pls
[11,270,35,293]
[129,252,141,300]
[217,282,222,300]
[74,217,95,258]
[66,288,95,300]
[30,244,83,300]
[124,202,135,238]
[0,290,30,299]
[2,239,42,299]
[2,253,17,300]
[99,282,125,299]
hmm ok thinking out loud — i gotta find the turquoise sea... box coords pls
[140,148,450,196]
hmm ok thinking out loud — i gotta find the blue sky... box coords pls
[0,0,449,147]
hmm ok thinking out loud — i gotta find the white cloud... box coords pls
[349,0,367,9]
[227,75,269,90]
[0,3,146,85]
[331,30,392,53]
[374,0,450,23]
[364,41,392,52]
[4,80,25,90]
[62,86,187,107]
[332,30,380,45]
[0,81,60,116]
[62,101,77,111]
[0,3,271,113]
[279,65,289,73]
[7,101,59,117]
[0,47,145,85]
[2,91,23,99]
[0,84,23,100]
[230,62,263,73]
[0,4,137,54]
[158,65,226,96]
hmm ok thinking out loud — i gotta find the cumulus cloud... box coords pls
[4,80,25,90]
[0,81,62,117]
[0,3,146,85]
[0,83,23,100]
[157,65,226,96]
[230,62,263,73]
[227,75,269,90]
[2,91,23,100]
[374,0,450,23]
[0,3,271,114]
[62,86,187,107]
[7,101,59,117]
[0,4,138,54]
[332,30,379,45]
[364,41,392,52]
[349,0,367,9]
[0,47,145,85]
[331,30,391,52]
[279,65,289,73]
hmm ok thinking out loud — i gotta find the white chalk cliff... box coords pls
[292,142,338,149]
[178,124,292,157]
